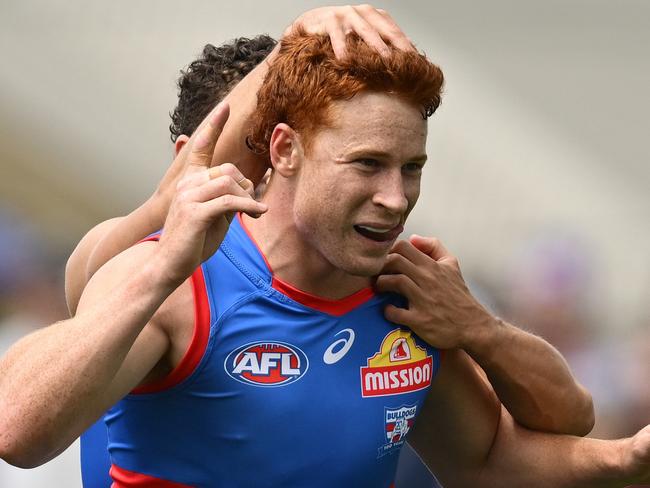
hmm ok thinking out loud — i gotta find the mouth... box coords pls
[354,224,404,243]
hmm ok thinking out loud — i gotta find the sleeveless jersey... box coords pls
[105,214,442,487]
[80,418,112,487]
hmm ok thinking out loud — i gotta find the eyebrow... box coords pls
[344,149,428,163]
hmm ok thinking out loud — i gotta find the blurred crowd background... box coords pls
[1,0,648,486]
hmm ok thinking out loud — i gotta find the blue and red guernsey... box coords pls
[106,214,442,487]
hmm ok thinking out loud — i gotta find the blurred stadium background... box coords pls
[0,0,648,486]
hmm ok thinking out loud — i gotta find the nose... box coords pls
[372,169,409,215]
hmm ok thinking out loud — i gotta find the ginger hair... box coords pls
[248,30,444,155]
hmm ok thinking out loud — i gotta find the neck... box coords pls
[241,191,371,300]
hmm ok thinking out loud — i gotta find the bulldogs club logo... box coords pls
[225,341,309,387]
[361,329,433,397]
[378,405,418,457]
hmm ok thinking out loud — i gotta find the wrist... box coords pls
[461,312,506,364]
[143,246,188,295]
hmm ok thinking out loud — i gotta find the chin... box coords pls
[340,255,386,278]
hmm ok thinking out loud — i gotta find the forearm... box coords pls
[65,217,122,315]
[464,316,594,435]
[0,253,174,467]
[210,44,280,182]
[477,408,636,488]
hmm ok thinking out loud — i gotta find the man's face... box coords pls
[292,91,427,277]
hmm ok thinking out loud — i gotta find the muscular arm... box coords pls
[476,410,649,488]
[464,317,594,435]
[409,350,649,487]
[0,103,266,469]
[0,243,175,467]
[377,236,594,436]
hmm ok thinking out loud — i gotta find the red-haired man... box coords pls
[1,5,648,487]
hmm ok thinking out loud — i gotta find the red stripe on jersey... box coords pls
[272,276,374,316]
[136,233,161,245]
[238,212,375,316]
[110,464,194,487]
[131,266,211,394]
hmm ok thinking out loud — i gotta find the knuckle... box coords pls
[220,194,234,208]
[220,162,236,174]
[394,240,409,252]
[214,175,232,192]
[389,253,405,267]
[176,190,192,204]
[176,175,193,190]
[386,26,403,39]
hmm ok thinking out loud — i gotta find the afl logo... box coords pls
[225,341,309,387]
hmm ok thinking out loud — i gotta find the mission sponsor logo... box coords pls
[378,404,418,457]
[225,341,309,387]
[361,329,433,397]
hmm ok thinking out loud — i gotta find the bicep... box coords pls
[75,242,174,408]
[408,349,501,487]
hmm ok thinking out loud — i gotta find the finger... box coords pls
[381,252,423,282]
[344,8,390,56]
[209,165,254,197]
[325,16,349,59]
[383,304,413,327]
[355,5,414,52]
[191,174,256,204]
[199,194,268,220]
[176,167,212,191]
[390,239,436,267]
[186,102,230,173]
[409,234,451,261]
[375,273,419,298]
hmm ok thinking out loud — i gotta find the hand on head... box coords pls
[285,4,416,60]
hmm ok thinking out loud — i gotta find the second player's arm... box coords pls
[409,349,649,487]
[376,235,594,436]
[0,103,267,468]
[0,242,177,467]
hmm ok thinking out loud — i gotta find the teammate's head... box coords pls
[250,31,444,278]
[169,35,277,143]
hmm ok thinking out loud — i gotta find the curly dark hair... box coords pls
[169,35,277,142]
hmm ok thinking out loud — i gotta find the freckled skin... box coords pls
[291,91,428,278]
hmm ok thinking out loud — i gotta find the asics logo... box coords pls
[323,328,355,365]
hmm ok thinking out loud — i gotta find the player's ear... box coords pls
[269,123,302,177]
[174,135,190,156]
